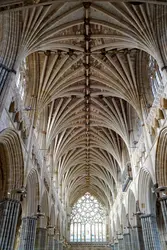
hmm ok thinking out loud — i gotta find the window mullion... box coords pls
[70,193,106,243]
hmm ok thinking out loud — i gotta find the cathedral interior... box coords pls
[0,0,167,250]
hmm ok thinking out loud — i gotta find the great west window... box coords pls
[70,192,107,242]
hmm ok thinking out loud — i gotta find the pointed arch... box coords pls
[50,204,56,227]
[25,168,40,216]
[121,204,128,230]
[155,127,167,187]
[0,128,24,200]
[40,190,49,228]
[138,168,156,215]
[128,189,137,227]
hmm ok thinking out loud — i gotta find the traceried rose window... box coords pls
[70,192,106,242]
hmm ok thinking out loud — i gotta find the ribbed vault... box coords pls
[20,1,164,210]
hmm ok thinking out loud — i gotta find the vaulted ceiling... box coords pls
[11,0,166,209]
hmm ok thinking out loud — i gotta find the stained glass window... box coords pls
[70,192,106,242]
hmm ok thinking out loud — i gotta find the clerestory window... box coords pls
[16,58,27,100]
[149,56,163,98]
[70,192,106,242]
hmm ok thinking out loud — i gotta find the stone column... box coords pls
[0,11,21,114]
[160,197,167,232]
[47,235,55,250]
[0,199,20,250]
[18,216,37,250]
[54,239,59,250]
[35,227,48,250]
[123,233,131,250]
[129,227,140,250]
[140,214,161,250]
[59,242,63,250]
[118,236,124,250]
[114,242,119,250]
[137,225,145,250]
[110,243,115,250]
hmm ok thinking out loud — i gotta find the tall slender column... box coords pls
[130,227,140,250]
[160,197,167,232]
[19,216,37,250]
[59,242,63,250]
[118,236,124,250]
[0,199,20,250]
[47,235,54,250]
[35,228,48,250]
[0,11,21,115]
[114,242,118,250]
[123,233,131,250]
[54,239,59,250]
[140,214,161,250]
[110,243,115,250]
[137,225,145,250]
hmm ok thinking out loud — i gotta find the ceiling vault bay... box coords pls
[21,1,166,209]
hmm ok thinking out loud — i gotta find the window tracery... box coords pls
[16,58,27,101]
[149,56,163,97]
[70,192,106,242]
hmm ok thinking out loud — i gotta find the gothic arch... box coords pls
[138,168,156,215]
[40,190,49,228]
[154,129,167,247]
[56,211,61,237]
[110,219,115,240]
[128,189,137,227]
[25,168,40,216]
[113,220,116,241]
[0,128,24,200]
[155,127,167,187]
[116,215,121,234]
[121,204,128,231]
[50,204,56,227]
